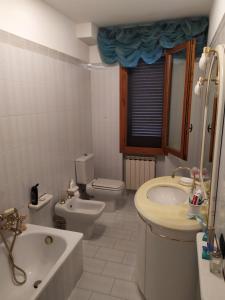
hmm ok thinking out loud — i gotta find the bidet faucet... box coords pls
[59,192,71,204]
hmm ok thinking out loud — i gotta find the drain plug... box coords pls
[45,235,53,245]
[33,280,42,289]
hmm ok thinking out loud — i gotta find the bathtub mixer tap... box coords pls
[0,207,27,285]
[0,208,26,234]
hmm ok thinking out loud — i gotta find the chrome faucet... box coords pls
[59,191,71,205]
[171,166,191,178]
[171,166,196,192]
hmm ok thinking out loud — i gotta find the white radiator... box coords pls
[124,156,155,190]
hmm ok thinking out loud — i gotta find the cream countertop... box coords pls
[134,176,208,231]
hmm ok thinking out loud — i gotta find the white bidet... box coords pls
[55,197,105,239]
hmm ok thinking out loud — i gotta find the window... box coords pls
[120,40,196,159]
[120,59,166,155]
[163,40,196,159]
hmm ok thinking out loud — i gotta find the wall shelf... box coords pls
[28,194,53,211]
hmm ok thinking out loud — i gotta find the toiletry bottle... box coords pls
[210,250,223,277]
[31,184,39,205]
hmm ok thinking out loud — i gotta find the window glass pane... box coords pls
[168,51,186,151]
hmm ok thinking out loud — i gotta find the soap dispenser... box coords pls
[31,184,39,205]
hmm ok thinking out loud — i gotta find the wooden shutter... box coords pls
[127,58,165,148]
[120,59,165,155]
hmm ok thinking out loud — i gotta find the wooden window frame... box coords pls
[209,96,218,162]
[163,39,196,160]
[120,39,196,158]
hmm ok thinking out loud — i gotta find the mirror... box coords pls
[202,56,218,179]
[198,44,225,246]
[163,40,196,160]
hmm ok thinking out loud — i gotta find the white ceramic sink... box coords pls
[147,186,188,205]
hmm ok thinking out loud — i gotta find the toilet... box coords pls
[75,154,125,212]
[55,186,105,239]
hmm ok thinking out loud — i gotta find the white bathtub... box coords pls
[0,224,83,300]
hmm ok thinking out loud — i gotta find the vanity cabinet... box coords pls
[136,214,200,300]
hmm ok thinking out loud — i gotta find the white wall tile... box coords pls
[0,35,92,226]
[90,66,123,180]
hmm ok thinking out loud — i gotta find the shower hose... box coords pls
[0,218,27,285]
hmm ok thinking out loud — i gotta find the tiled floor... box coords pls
[69,192,144,300]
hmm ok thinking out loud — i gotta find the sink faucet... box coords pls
[171,166,196,192]
[171,166,191,178]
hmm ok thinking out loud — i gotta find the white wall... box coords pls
[0,32,92,226]
[91,66,123,180]
[208,0,225,44]
[89,45,102,64]
[0,0,89,62]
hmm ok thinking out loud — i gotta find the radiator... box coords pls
[124,156,155,190]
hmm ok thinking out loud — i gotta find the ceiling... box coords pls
[44,0,212,27]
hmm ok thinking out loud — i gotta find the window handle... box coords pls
[188,124,193,132]
[207,124,212,133]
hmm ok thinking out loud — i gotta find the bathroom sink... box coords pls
[134,176,205,231]
[147,186,188,205]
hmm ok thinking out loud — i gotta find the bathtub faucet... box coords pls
[0,207,27,285]
[0,208,26,234]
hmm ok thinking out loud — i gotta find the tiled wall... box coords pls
[91,66,123,180]
[0,30,92,223]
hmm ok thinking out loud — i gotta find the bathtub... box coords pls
[0,224,83,300]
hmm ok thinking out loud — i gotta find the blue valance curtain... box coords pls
[97,17,208,67]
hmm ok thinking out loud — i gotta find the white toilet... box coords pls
[75,154,125,212]
[55,186,105,239]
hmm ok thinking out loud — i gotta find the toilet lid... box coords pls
[92,178,124,191]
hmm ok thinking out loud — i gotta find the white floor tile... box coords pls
[103,227,132,240]
[69,287,91,300]
[83,243,99,258]
[123,221,138,231]
[95,247,125,263]
[123,252,137,266]
[103,261,135,281]
[111,279,143,300]
[78,272,114,294]
[88,235,117,248]
[73,193,140,300]
[114,239,137,253]
[83,257,106,274]
[90,292,124,300]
